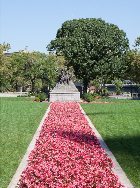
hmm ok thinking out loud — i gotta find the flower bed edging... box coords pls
[8,106,51,188]
[79,104,134,188]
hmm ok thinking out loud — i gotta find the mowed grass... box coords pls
[0,97,48,188]
[81,99,140,187]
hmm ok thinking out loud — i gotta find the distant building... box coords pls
[105,83,139,96]
[4,52,12,56]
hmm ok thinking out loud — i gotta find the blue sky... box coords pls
[0,0,140,52]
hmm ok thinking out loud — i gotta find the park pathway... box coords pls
[8,102,134,188]
[17,102,126,188]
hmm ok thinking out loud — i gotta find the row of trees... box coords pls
[0,18,140,94]
[0,43,65,93]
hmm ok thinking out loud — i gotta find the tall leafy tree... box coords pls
[10,51,29,91]
[40,54,64,91]
[10,51,64,92]
[48,18,129,91]
[23,51,45,92]
[11,51,47,92]
[0,43,12,91]
[126,37,140,84]
[130,51,140,83]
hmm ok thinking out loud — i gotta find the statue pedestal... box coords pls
[50,91,80,102]
[49,81,80,102]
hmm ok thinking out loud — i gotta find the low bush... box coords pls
[82,93,94,102]
[17,95,28,97]
[101,87,109,96]
[34,97,40,102]
[35,92,47,102]
[93,93,101,99]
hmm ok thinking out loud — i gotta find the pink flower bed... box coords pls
[19,102,124,188]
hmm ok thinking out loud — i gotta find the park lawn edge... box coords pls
[79,104,134,188]
[8,105,51,188]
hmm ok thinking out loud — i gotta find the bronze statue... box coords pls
[59,69,71,85]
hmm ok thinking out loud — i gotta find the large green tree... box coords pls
[48,18,129,91]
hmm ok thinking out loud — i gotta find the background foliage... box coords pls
[0,44,65,93]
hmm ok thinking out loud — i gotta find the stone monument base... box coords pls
[49,80,80,102]
[49,91,80,102]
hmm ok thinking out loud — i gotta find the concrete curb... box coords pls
[79,104,134,188]
[8,105,51,188]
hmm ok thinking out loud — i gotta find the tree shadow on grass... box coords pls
[85,111,134,116]
[55,130,97,146]
[86,112,114,116]
[104,135,140,158]
[104,135,140,187]
[54,130,140,187]
[56,129,140,162]
[55,130,140,158]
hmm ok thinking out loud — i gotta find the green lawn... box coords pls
[1,98,140,187]
[0,97,48,188]
[81,99,140,188]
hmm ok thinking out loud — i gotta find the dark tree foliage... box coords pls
[48,18,129,91]
[126,50,140,84]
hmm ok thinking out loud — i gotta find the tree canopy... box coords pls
[129,51,140,83]
[0,46,65,93]
[126,36,140,84]
[48,18,129,91]
[135,36,140,48]
[0,43,11,91]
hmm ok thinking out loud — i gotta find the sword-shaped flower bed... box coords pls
[19,102,124,188]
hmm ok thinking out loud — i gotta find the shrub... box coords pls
[34,97,40,102]
[102,87,109,96]
[35,92,47,102]
[82,93,94,102]
[93,93,101,99]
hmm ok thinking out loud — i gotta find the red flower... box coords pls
[18,102,124,188]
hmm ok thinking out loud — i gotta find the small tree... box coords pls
[128,51,140,84]
[0,43,12,92]
[113,79,123,95]
[41,54,61,91]
[125,36,140,84]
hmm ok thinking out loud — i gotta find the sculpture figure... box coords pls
[59,69,70,85]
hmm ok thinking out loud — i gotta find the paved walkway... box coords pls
[0,92,28,97]
[8,102,134,188]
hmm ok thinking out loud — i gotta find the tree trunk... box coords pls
[100,79,105,96]
[83,79,88,93]
[31,79,35,93]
